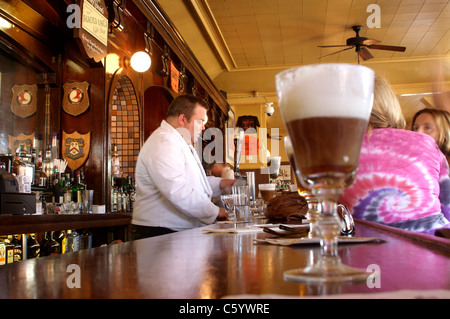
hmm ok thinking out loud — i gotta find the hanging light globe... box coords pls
[130,51,151,72]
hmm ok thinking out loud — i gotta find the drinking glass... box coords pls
[276,63,374,283]
[220,194,236,221]
[258,183,276,208]
[232,185,250,221]
[284,136,320,238]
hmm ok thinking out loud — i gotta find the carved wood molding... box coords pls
[132,0,228,114]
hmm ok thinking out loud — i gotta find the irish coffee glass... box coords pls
[284,136,320,238]
[276,63,374,283]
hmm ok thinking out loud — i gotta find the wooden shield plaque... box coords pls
[62,131,91,170]
[63,81,90,116]
[8,132,35,154]
[11,84,37,118]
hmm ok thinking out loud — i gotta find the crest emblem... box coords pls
[62,131,91,170]
[63,81,90,116]
[11,84,37,118]
[8,132,35,154]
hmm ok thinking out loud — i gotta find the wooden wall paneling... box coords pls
[0,1,63,73]
[133,0,228,113]
[143,86,173,141]
[61,40,106,205]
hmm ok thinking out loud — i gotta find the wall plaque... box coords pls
[11,84,37,118]
[62,131,91,170]
[63,81,90,116]
[74,0,108,63]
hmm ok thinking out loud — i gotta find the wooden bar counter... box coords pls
[0,213,132,236]
[0,219,449,299]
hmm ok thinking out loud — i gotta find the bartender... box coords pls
[131,94,235,239]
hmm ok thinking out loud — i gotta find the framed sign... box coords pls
[74,0,108,63]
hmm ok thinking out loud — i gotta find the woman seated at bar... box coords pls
[339,75,450,234]
[411,108,450,163]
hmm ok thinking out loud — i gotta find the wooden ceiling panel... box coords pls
[157,0,450,129]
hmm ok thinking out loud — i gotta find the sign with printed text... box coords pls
[74,0,108,63]
[170,62,179,93]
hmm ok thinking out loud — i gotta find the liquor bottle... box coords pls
[1,236,14,264]
[34,151,48,187]
[72,230,80,252]
[27,233,40,259]
[11,235,23,262]
[65,230,74,253]
[117,187,123,213]
[42,231,60,256]
[63,173,72,203]
[111,144,121,177]
[43,145,53,183]
[31,149,37,185]
[51,132,59,160]
[40,232,49,256]
[72,170,85,202]
[129,177,136,212]
[21,147,35,184]
[54,231,66,254]
[80,230,92,250]
[53,173,65,204]
[111,176,117,213]
[79,168,86,189]
[123,188,130,212]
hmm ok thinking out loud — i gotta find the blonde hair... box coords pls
[368,74,406,131]
[412,108,450,156]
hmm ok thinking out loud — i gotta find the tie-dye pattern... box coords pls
[339,128,450,234]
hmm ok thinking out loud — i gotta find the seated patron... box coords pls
[411,108,450,162]
[339,75,450,234]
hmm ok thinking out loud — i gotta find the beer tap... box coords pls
[233,130,247,186]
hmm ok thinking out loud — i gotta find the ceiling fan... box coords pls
[267,133,282,141]
[318,25,406,62]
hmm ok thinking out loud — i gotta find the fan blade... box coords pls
[318,45,350,48]
[362,38,381,46]
[319,46,354,59]
[369,44,406,52]
[359,47,373,61]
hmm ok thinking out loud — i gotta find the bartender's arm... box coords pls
[217,207,228,220]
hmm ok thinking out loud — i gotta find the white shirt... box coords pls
[132,120,222,231]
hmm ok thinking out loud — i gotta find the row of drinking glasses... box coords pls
[221,185,268,221]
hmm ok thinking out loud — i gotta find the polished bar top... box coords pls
[0,219,449,299]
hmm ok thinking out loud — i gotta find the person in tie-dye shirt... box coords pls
[339,75,450,234]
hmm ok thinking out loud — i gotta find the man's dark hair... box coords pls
[166,94,208,121]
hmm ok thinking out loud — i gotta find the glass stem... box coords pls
[313,188,343,267]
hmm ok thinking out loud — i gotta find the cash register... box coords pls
[0,170,36,215]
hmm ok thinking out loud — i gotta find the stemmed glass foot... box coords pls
[284,190,368,284]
